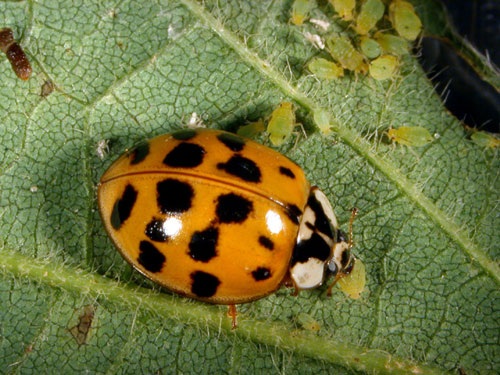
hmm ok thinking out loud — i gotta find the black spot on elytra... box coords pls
[216,193,253,223]
[145,218,169,242]
[189,227,219,262]
[306,222,315,231]
[258,236,274,250]
[279,166,295,179]
[157,179,193,214]
[138,240,165,273]
[291,232,330,266]
[307,194,334,239]
[190,271,220,298]
[284,204,302,225]
[172,129,197,140]
[252,267,272,281]
[217,132,246,152]
[163,143,205,168]
[130,141,149,165]
[110,184,137,230]
[217,155,261,182]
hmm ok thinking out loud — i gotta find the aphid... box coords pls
[41,80,55,97]
[326,35,367,73]
[387,126,434,146]
[470,131,500,149]
[98,129,361,329]
[296,312,321,331]
[0,27,32,80]
[360,37,382,59]
[237,119,265,138]
[330,0,356,21]
[69,305,96,346]
[267,102,296,146]
[313,108,332,134]
[304,32,325,49]
[374,32,410,56]
[337,257,366,299]
[355,0,385,35]
[369,55,398,80]
[97,139,110,160]
[389,0,422,41]
[308,57,344,80]
[291,0,315,26]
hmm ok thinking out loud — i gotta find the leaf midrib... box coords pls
[0,249,447,375]
[179,0,500,287]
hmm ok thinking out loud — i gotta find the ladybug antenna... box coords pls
[348,207,358,250]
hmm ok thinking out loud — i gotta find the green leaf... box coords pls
[1,0,499,374]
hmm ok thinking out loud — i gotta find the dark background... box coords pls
[419,0,500,132]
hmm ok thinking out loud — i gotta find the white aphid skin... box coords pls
[97,139,109,160]
[185,112,205,128]
[304,32,325,49]
[309,18,331,31]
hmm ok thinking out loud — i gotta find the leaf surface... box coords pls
[1,1,499,374]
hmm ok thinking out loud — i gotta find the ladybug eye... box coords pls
[327,258,338,276]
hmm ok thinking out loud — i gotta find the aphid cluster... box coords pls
[0,27,32,81]
[291,0,422,80]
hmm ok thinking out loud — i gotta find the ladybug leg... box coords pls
[282,273,300,296]
[227,304,238,329]
[326,273,341,296]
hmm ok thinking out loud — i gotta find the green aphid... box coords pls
[326,35,367,73]
[291,0,315,26]
[369,55,398,80]
[313,108,332,134]
[308,57,344,80]
[389,0,422,41]
[374,32,410,56]
[355,0,385,35]
[267,102,296,146]
[387,126,434,146]
[296,313,321,331]
[338,258,366,299]
[470,131,500,149]
[329,0,356,21]
[360,37,381,59]
[237,119,265,139]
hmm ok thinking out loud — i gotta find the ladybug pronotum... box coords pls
[98,129,357,328]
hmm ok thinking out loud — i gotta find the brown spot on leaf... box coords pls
[69,305,96,346]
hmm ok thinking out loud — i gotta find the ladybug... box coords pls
[98,129,357,328]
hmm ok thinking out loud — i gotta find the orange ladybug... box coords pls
[98,129,357,328]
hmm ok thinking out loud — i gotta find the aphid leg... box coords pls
[326,207,358,296]
[227,304,238,330]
